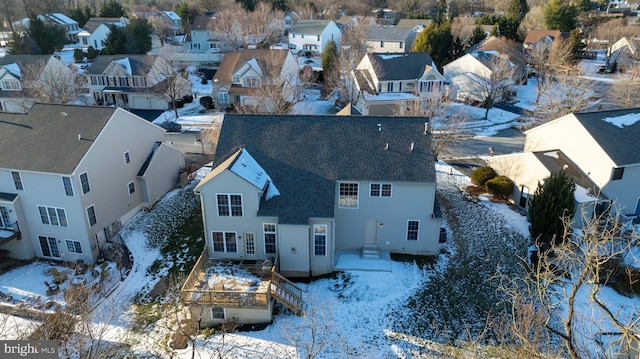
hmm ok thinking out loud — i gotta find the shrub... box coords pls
[73,48,85,62]
[471,166,497,187]
[199,96,215,109]
[183,94,193,103]
[86,46,98,60]
[485,175,514,199]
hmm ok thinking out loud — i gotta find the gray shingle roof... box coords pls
[290,20,330,35]
[0,55,53,79]
[213,115,435,223]
[86,55,156,76]
[366,26,412,42]
[573,108,640,166]
[368,52,436,81]
[0,104,115,174]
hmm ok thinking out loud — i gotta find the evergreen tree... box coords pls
[99,0,126,18]
[467,25,487,48]
[7,31,39,55]
[567,28,586,62]
[69,5,95,28]
[507,0,529,21]
[270,0,287,11]
[435,0,448,24]
[544,0,579,32]
[175,2,198,28]
[236,0,257,11]
[574,0,593,12]
[322,40,337,72]
[412,21,453,69]
[528,170,576,249]
[124,18,153,54]
[101,25,127,54]
[477,14,521,41]
[27,17,67,54]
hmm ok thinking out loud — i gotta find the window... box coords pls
[314,225,327,256]
[11,171,23,190]
[387,82,393,92]
[216,194,242,216]
[62,176,74,196]
[212,232,237,252]
[0,206,10,228]
[80,172,90,194]
[399,41,403,49]
[124,151,130,164]
[1,79,20,90]
[232,75,241,84]
[612,167,625,180]
[264,224,277,254]
[370,183,392,197]
[86,205,97,226]
[128,182,135,195]
[339,183,358,208]
[243,77,259,88]
[380,41,384,48]
[317,35,320,41]
[39,236,60,258]
[119,77,128,86]
[407,220,419,241]
[38,206,68,227]
[218,88,229,104]
[66,240,82,254]
[211,307,225,319]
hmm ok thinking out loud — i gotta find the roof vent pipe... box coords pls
[410,142,414,151]
[384,143,389,150]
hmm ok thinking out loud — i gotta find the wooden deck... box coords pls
[181,250,304,314]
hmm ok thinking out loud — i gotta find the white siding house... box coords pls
[288,20,341,55]
[0,104,184,264]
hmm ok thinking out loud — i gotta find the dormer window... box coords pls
[243,77,259,88]
[1,79,20,91]
[232,75,241,84]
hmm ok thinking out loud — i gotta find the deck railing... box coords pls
[182,288,270,307]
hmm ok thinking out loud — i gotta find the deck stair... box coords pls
[362,244,380,260]
[270,269,304,315]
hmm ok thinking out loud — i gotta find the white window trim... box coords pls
[11,171,23,191]
[211,231,238,253]
[124,151,131,164]
[66,239,83,254]
[313,224,327,256]
[338,182,359,209]
[369,183,392,198]
[86,204,97,227]
[38,205,68,227]
[80,172,91,194]
[263,223,277,255]
[406,219,420,241]
[127,181,135,195]
[216,193,243,217]
[62,176,74,197]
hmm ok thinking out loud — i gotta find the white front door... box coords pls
[244,232,257,260]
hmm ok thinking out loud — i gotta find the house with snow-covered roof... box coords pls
[85,54,191,110]
[352,52,446,116]
[38,13,81,43]
[488,108,640,223]
[77,17,129,51]
[0,104,184,265]
[0,55,72,114]
[364,26,416,53]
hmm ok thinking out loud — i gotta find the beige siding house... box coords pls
[0,104,184,265]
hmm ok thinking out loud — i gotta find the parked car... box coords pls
[159,121,182,132]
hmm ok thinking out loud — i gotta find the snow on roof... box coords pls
[574,184,597,203]
[115,58,132,75]
[230,149,280,200]
[162,11,181,20]
[543,151,559,159]
[362,91,417,101]
[51,13,78,25]
[3,63,20,77]
[377,54,407,60]
[246,58,262,76]
[601,113,640,129]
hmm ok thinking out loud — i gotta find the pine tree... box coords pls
[507,0,529,21]
[567,28,586,62]
[467,26,487,48]
[99,0,125,17]
[412,21,453,69]
[27,17,67,54]
[544,0,579,32]
[528,170,576,249]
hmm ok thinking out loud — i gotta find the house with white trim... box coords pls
[0,104,184,265]
[38,13,81,43]
[77,17,129,51]
[288,20,341,55]
[352,52,446,116]
[364,26,416,53]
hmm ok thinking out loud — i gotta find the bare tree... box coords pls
[535,69,598,123]
[496,205,640,359]
[609,64,640,109]
[466,54,515,120]
[212,3,284,51]
[239,50,300,114]
[149,49,192,119]
[22,56,82,105]
[527,38,572,104]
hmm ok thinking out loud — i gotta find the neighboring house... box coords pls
[364,26,415,53]
[352,52,446,116]
[77,17,129,51]
[396,19,432,32]
[86,54,191,110]
[487,151,603,227]
[465,36,527,84]
[443,50,516,103]
[372,9,400,25]
[194,114,441,277]
[283,11,300,33]
[38,13,81,43]
[607,37,638,72]
[288,20,341,55]
[211,49,298,110]
[0,104,184,265]
[335,15,358,30]
[0,55,72,113]
[523,30,569,52]
[490,108,640,221]
[135,11,183,37]
[183,15,232,53]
